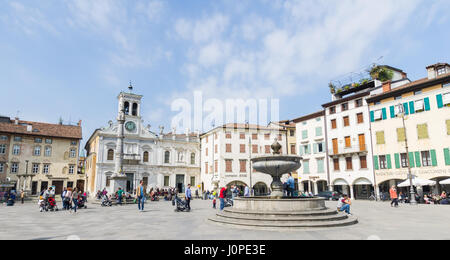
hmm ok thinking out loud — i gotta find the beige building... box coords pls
[0,116,83,195]
[367,63,450,195]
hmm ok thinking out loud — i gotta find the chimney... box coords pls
[14,117,19,125]
[78,120,82,127]
[382,81,391,93]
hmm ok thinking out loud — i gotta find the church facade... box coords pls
[84,90,201,196]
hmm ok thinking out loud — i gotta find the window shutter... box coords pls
[386,154,392,169]
[382,108,387,120]
[444,148,450,166]
[415,151,421,167]
[436,94,444,108]
[397,128,406,142]
[424,97,431,111]
[376,131,385,145]
[313,143,318,154]
[390,106,395,118]
[307,144,311,154]
[403,103,409,115]
[409,152,415,168]
[417,124,429,139]
[299,146,304,156]
[370,111,375,122]
[430,149,437,166]
[409,101,415,114]
[447,120,450,135]
[373,156,379,170]
[394,153,400,169]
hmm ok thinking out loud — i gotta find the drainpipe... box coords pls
[323,109,331,191]
[367,103,378,200]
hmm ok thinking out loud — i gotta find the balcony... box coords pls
[329,144,367,157]
[123,154,141,161]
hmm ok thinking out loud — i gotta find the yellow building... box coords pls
[367,63,450,196]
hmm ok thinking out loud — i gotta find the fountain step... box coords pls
[215,212,348,222]
[223,208,339,217]
[209,215,358,230]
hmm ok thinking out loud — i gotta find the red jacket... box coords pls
[220,188,227,199]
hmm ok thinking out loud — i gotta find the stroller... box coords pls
[172,194,190,212]
[45,197,58,211]
[77,194,88,209]
[224,198,233,208]
[101,195,113,207]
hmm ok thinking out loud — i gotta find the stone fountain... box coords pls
[209,139,357,230]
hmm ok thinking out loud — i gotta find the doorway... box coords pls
[52,181,64,195]
[76,180,85,192]
[126,173,134,192]
[40,181,48,193]
[31,182,38,195]
[176,174,185,193]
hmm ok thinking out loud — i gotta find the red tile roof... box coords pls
[0,119,82,140]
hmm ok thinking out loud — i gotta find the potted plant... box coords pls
[329,82,336,94]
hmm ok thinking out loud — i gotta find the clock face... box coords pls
[125,121,136,132]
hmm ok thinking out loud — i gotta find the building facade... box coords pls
[200,124,287,195]
[367,63,450,195]
[293,111,328,194]
[84,90,201,196]
[0,116,83,195]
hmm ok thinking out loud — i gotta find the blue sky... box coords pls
[1,0,449,145]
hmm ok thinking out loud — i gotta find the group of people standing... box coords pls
[389,185,449,206]
[60,187,85,213]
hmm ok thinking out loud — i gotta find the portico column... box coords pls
[329,184,334,192]
[313,182,318,195]
[299,182,305,192]
[350,185,355,200]
[376,185,381,200]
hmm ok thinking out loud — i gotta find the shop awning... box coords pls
[398,178,436,187]
[333,179,349,186]
[439,178,450,185]
[353,178,372,185]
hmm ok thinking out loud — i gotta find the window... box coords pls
[379,155,387,169]
[447,120,450,135]
[14,136,22,142]
[34,146,41,156]
[401,153,409,168]
[124,101,130,115]
[355,99,363,108]
[225,132,232,139]
[205,163,208,174]
[374,109,383,121]
[443,93,450,106]
[106,176,111,187]
[437,67,446,76]
[374,101,381,105]
[346,157,353,170]
[71,140,77,146]
[376,131,385,145]
[0,136,7,141]
[132,103,138,116]
[225,160,232,173]
[343,116,350,127]
[417,124,429,139]
[421,151,432,167]
[414,99,425,112]
[414,90,422,95]
[43,164,50,174]
[12,144,20,155]
[333,159,340,171]
[317,159,324,173]
[278,134,283,141]
[226,144,232,153]
[357,113,364,124]
[35,138,42,143]
[45,138,52,144]
[316,117,321,122]
[164,176,170,186]
[252,133,258,140]
[69,165,75,174]
[205,148,208,156]
[265,145,271,154]
[69,149,77,158]
[303,160,310,174]
[214,160,218,173]
[252,144,258,154]
[290,144,296,154]
[397,128,406,142]
[290,130,295,137]
[331,119,337,129]
[317,142,324,153]
[345,136,351,148]
[302,130,308,139]
[164,151,170,164]
[360,156,367,169]
[107,149,114,161]
[190,176,195,186]
[341,103,348,111]
[45,147,52,157]
[191,153,195,165]
[329,106,336,114]
[239,133,245,139]
[32,164,39,174]
[0,144,5,154]
[143,151,149,162]
[240,144,246,153]
[11,163,18,173]
[315,127,322,136]
[240,160,246,172]
[264,133,270,140]
[215,144,218,153]
[303,145,310,154]
[0,163,4,173]
[395,96,402,100]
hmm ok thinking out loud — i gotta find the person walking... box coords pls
[136,180,145,212]
[20,190,25,204]
[117,187,124,206]
[219,186,227,211]
[244,184,250,197]
[185,184,192,211]
[286,173,295,197]
[72,188,79,213]
[390,185,399,208]
[61,187,67,210]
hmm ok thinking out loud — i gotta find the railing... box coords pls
[123,154,141,161]
[329,144,367,156]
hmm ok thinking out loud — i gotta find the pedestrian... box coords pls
[72,188,79,213]
[185,184,192,211]
[61,187,67,210]
[212,197,216,209]
[65,187,72,211]
[244,184,250,197]
[117,187,124,205]
[286,173,295,197]
[20,190,25,204]
[390,185,399,207]
[136,180,145,212]
[219,186,227,211]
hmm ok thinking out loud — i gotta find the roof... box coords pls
[270,120,296,128]
[426,63,450,69]
[366,72,450,102]
[292,110,325,123]
[200,123,285,137]
[0,119,82,140]
[322,91,370,108]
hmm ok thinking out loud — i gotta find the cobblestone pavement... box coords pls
[1,199,449,240]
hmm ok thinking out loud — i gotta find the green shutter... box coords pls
[430,149,437,166]
[313,143,318,154]
[373,156,379,170]
[390,106,395,118]
[409,101,415,114]
[415,151,421,167]
[394,153,401,169]
[386,154,392,169]
[444,148,450,166]
[382,108,387,120]
[424,97,431,111]
[307,144,311,154]
[370,111,375,122]
[403,103,409,115]
[437,94,444,108]
[409,152,415,168]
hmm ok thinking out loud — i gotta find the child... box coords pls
[38,195,45,212]
[213,197,216,209]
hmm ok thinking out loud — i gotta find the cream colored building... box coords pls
[0,116,83,195]
[367,63,450,195]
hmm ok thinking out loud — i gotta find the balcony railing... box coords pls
[329,144,367,156]
[123,154,141,161]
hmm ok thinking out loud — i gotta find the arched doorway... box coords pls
[227,181,247,196]
[317,180,328,193]
[378,179,404,199]
[333,179,350,197]
[253,182,268,196]
[352,178,374,200]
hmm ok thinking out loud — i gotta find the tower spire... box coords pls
[128,81,133,92]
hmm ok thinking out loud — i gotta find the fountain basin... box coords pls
[232,197,326,212]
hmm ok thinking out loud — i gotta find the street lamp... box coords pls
[396,104,417,205]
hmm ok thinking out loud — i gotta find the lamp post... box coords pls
[396,104,417,205]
